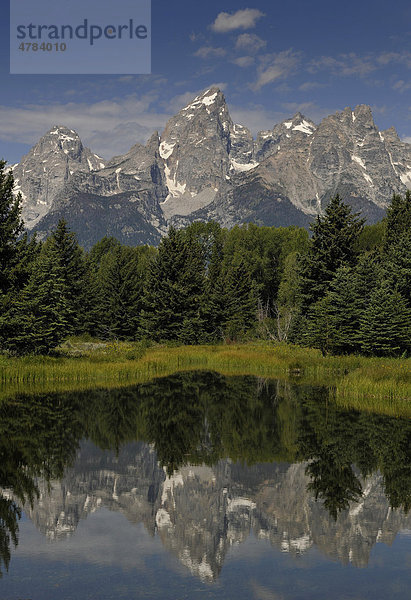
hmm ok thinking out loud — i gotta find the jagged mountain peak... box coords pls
[334,104,376,130]
[14,123,106,230]
[382,126,401,142]
[46,124,80,137]
[180,86,226,113]
[281,112,317,135]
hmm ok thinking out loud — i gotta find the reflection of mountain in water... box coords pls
[23,441,411,581]
[1,372,410,581]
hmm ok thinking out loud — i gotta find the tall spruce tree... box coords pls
[141,227,206,343]
[359,280,411,357]
[2,243,71,355]
[298,195,364,313]
[304,255,381,355]
[93,245,155,340]
[0,160,24,295]
[384,229,411,308]
[44,219,90,335]
[202,260,257,342]
[383,190,411,251]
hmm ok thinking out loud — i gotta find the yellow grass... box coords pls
[0,341,410,417]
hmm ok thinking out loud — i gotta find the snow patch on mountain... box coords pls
[159,141,176,160]
[230,159,259,172]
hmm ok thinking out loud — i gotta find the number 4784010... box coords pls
[18,42,67,51]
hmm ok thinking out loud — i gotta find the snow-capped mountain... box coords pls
[13,126,105,229]
[11,87,411,247]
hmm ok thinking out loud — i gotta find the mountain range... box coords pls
[11,87,411,248]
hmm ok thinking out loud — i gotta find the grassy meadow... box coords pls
[0,340,410,417]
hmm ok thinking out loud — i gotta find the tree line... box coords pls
[0,159,410,356]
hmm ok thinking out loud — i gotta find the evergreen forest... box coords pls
[0,159,410,357]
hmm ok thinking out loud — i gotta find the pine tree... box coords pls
[299,195,364,313]
[45,219,90,335]
[384,190,411,251]
[141,227,206,343]
[221,261,257,340]
[304,255,381,355]
[303,295,336,355]
[359,280,411,356]
[203,260,257,342]
[93,245,155,340]
[0,160,24,295]
[2,243,71,355]
[384,229,411,307]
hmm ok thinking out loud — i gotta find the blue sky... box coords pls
[1,0,411,163]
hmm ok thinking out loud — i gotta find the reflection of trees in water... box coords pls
[296,385,411,519]
[0,393,83,575]
[0,497,20,576]
[0,372,410,571]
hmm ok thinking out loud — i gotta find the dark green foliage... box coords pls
[45,219,90,335]
[141,227,206,343]
[2,243,71,355]
[92,244,156,339]
[384,190,411,251]
[304,255,381,355]
[88,235,121,270]
[356,220,385,253]
[384,229,411,307]
[221,223,309,309]
[0,160,24,295]
[202,260,257,342]
[359,281,411,356]
[299,195,364,312]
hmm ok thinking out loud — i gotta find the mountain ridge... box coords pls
[11,87,411,248]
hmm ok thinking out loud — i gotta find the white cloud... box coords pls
[253,50,301,90]
[403,136,411,144]
[0,94,172,160]
[211,9,265,33]
[194,46,226,59]
[235,33,266,53]
[299,81,328,91]
[309,53,377,77]
[377,51,411,68]
[392,79,411,92]
[232,56,255,68]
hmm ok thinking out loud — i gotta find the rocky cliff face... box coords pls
[18,442,411,582]
[13,126,106,229]
[12,89,411,247]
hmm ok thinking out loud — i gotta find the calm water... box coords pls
[0,371,410,599]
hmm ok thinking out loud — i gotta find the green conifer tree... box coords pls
[0,160,24,295]
[383,190,411,251]
[45,219,90,335]
[93,245,155,340]
[141,227,206,343]
[305,255,381,355]
[3,243,71,355]
[299,195,364,313]
[384,229,411,307]
[360,280,411,356]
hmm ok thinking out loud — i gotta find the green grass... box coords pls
[0,341,410,417]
